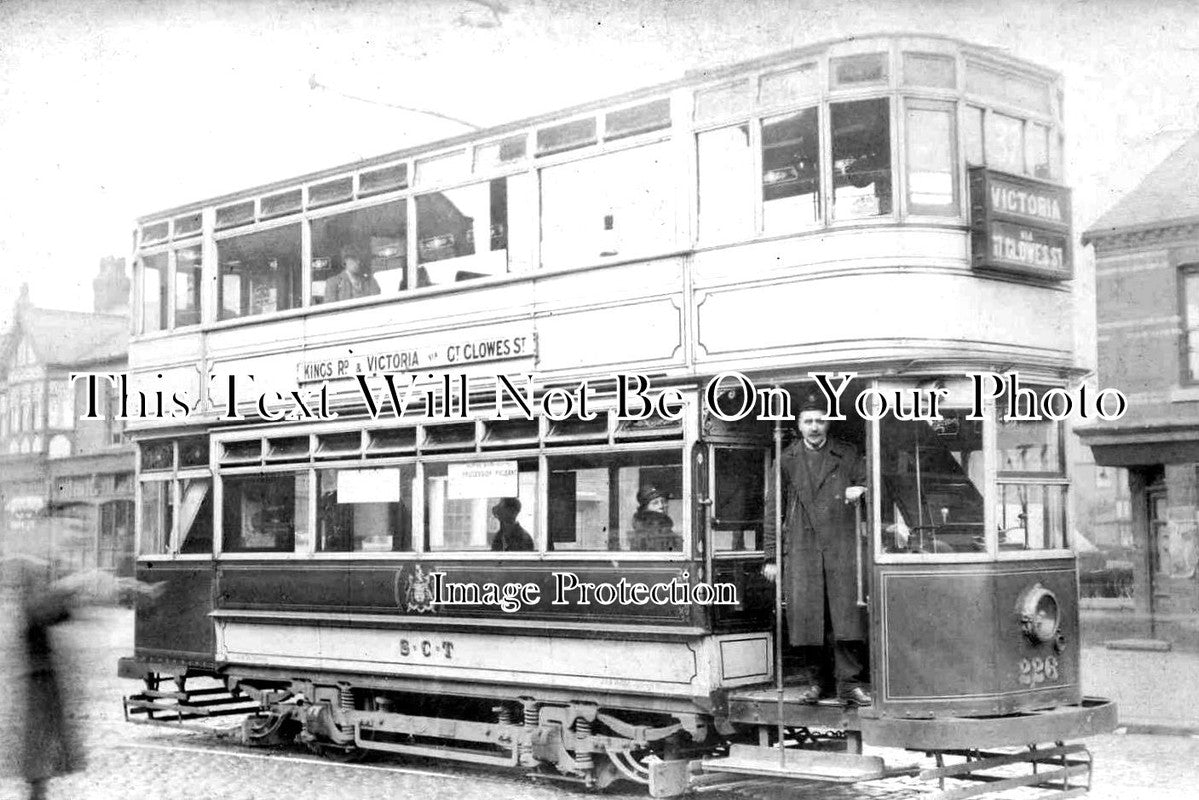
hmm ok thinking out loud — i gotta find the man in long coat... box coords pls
[763,392,871,705]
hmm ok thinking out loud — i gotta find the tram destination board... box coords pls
[968,166,1073,281]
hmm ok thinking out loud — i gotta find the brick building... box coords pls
[0,261,134,577]
[1079,133,1199,645]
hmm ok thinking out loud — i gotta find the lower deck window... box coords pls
[317,467,413,552]
[223,473,309,553]
[547,449,683,552]
[424,459,538,551]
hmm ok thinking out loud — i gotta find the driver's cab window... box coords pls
[880,409,985,554]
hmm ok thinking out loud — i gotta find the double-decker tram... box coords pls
[118,34,1115,797]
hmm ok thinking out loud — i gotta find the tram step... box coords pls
[701,744,887,783]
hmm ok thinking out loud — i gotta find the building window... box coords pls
[1182,265,1199,384]
[905,100,958,216]
[761,108,821,232]
[217,225,302,320]
[140,252,168,334]
[416,180,508,286]
[174,245,203,327]
[312,200,408,303]
[830,98,892,220]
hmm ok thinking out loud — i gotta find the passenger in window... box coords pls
[324,244,381,303]
[763,392,871,706]
[630,485,682,551]
[490,497,533,552]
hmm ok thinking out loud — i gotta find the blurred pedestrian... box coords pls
[8,555,83,800]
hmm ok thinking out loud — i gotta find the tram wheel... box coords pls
[306,741,372,763]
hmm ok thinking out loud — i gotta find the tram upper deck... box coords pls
[126,34,1074,424]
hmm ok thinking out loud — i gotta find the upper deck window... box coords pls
[761,107,821,231]
[308,177,354,209]
[312,200,408,303]
[694,81,752,124]
[416,151,470,187]
[760,64,819,107]
[905,100,958,216]
[697,124,754,242]
[217,224,302,320]
[604,99,671,140]
[986,111,1026,174]
[540,142,676,267]
[474,135,527,172]
[965,62,1051,116]
[261,189,302,219]
[174,245,203,327]
[140,253,168,334]
[359,163,409,196]
[831,98,892,220]
[416,179,508,286]
[903,53,956,89]
[536,118,597,156]
[173,212,202,239]
[831,53,888,88]
[215,201,255,230]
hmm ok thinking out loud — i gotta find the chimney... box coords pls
[93,257,130,314]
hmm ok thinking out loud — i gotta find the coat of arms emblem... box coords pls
[400,564,437,613]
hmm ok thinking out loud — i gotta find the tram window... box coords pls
[694,81,751,124]
[174,245,202,327]
[997,483,1066,551]
[903,53,955,89]
[217,224,302,320]
[880,411,985,554]
[1026,122,1051,179]
[317,467,413,552]
[697,125,754,242]
[540,142,676,267]
[830,53,888,88]
[712,448,764,552]
[1050,133,1063,181]
[985,112,1024,175]
[178,478,214,554]
[222,473,309,553]
[311,200,408,302]
[141,440,174,472]
[424,459,538,552]
[996,417,1062,474]
[905,101,958,216]
[139,480,173,555]
[759,64,819,107]
[964,106,985,166]
[474,135,527,172]
[831,99,892,220]
[546,449,682,552]
[179,437,210,469]
[140,252,168,334]
[415,180,507,286]
[761,109,821,232]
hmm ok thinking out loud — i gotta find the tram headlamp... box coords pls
[1016,583,1060,644]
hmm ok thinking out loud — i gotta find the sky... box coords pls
[1,0,1197,352]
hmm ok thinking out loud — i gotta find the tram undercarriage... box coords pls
[121,663,1115,798]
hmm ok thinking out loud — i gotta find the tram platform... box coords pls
[725,684,862,730]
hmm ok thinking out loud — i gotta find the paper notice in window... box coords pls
[447,461,518,499]
[337,468,401,503]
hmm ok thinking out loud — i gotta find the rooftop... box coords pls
[1085,131,1199,241]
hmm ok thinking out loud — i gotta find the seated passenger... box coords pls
[630,485,681,551]
[490,497,533,552]
[324,244,381,303]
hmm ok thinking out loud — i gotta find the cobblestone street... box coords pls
[0,608,1195,800]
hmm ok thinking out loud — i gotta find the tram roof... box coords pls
[136,32,1061,224]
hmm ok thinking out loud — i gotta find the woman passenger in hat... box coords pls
[630,485,682,551]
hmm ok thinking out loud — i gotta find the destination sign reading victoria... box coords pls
[969,167,1073,280]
